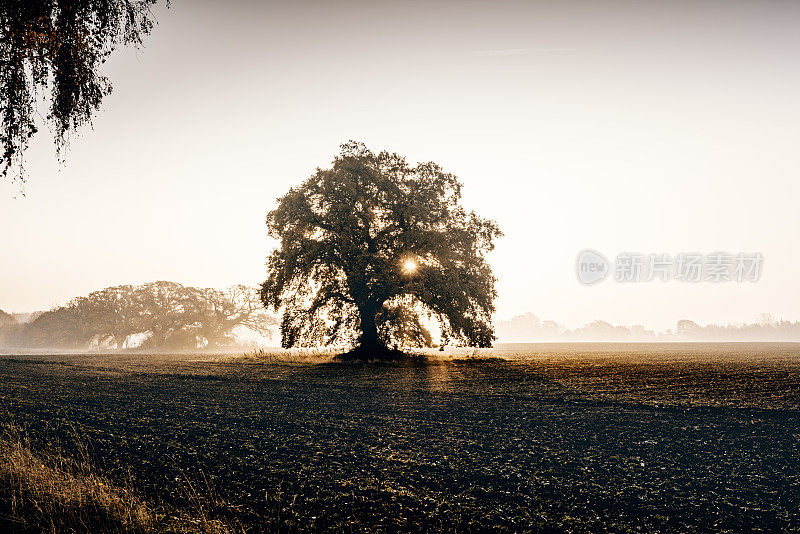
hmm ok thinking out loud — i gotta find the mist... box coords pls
[496,312,800,343]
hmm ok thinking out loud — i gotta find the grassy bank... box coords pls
[0,423,236,534]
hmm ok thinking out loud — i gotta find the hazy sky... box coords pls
[1,0,799,331]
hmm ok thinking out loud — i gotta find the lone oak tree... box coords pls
[0,0,166,184]
[261,142,501,359]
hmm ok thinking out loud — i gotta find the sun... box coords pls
[402,258,418,274]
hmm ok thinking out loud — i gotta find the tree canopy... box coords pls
[0,281,275,350]
[0,0,165,183]
[261,141,501,358]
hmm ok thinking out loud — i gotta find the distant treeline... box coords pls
[0,282,276,351]
[496,313,800,342]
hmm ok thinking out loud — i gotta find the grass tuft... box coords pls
[0,423,238,534]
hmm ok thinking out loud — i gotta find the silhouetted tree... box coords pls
[261,141,501,359]
[0,0,166,183]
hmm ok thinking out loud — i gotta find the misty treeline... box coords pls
[0,281,276,350]
[496,313,800,342]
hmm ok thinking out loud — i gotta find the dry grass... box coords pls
[0,423,238,534]
[227,346,501,365]
[228,347,340,364]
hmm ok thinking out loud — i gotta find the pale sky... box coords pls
[1,0,799,331]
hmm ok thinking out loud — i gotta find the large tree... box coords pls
[261,141,501,358]
[0,0,165,184]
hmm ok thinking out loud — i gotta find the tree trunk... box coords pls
[358,305,382,352]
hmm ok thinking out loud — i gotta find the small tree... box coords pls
[261,141,501,359]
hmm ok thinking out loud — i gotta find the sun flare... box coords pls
[402,259,418,274]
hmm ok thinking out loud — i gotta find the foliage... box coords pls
[0,281,275,349]
[376,297,434,349]
[0,0,166,183]
[261,141,501,355]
